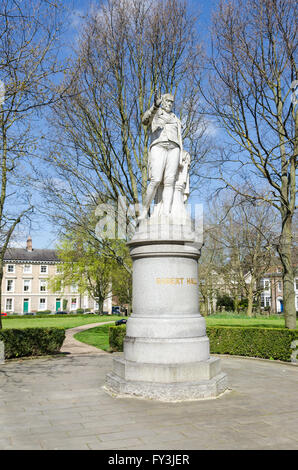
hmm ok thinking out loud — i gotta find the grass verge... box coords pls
[74,324,111,351]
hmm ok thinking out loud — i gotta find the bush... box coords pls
[109,325,298,362]
[216,295,234,311]
[238,298,248,310]
[109,325,127,352]
[76,309,84,314]
[206,327,298,362]
[36,310,52,315]
[0,328,66,359]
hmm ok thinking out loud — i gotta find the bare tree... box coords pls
[200,195,278,316]
[0,0,66,327]
[40,0,211,258]
[205,0,297,328]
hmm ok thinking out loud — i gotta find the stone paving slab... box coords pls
[0,352,297,450]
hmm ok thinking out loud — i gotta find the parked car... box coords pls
[1,312,7,316]
[54,311,68,315]
[115,318,127,326]
[24,312,36,316]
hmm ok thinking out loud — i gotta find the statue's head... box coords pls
[161,93,174,113]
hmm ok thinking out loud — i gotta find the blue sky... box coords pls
[14,0,220,250]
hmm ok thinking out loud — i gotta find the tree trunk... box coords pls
[234,295,239,313]
[97,299,104,315]
[0,262,3,329]
[279,214,296,329]
[246,279,254,317]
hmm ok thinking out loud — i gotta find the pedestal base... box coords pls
[106,356,228,402]
[105,224,229,402]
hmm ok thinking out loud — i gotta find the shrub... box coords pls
[109,325,127,352]
[76,309,84,314]
[36,310,52,315]
[0,328,66,359]
[206,327,298,362]
[238,298,248,310]
[109,325,298,362]
[216,295,234,311]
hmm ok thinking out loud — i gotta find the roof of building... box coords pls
[4,247,59,263]
[3,236,60,263]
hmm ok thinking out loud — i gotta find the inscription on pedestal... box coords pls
[156,277,197,285]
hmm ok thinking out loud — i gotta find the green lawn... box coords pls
[74,324,112,351]
[204,314,295,329]
[1,315,123,330]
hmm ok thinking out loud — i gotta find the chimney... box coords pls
[26,236,32,252]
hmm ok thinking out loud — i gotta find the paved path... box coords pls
[0,350,297,450]
[60,321,115,355]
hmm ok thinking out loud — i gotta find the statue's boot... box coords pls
[137,181,159,222]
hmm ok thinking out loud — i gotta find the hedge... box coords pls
[0,328,66,359]
[109,325,298,362]
[206,326,298,362]
[109,325,127,352]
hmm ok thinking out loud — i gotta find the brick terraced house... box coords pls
[259,266,298,314]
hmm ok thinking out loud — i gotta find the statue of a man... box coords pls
[138,92,183,221]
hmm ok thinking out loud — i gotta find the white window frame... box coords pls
[71,283,78,293]
[262,279,270,292]
[261,293,271,308]
[295,279,298,291]
[7,264,15,273]
[23,264,32,274]
[6,279,14,292]
[71,298,77,310]
[39,298,47,311]
[40,265,48,274]
[23,279,31,293]
[5,298,13,312]
[277,281,282,292]
[40,279,47,293]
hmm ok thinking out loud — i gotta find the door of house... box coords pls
[277,298,283,313]
[56,299,61,311]
[23,299,29,313]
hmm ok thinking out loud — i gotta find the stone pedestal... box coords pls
[105,219,228,401]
